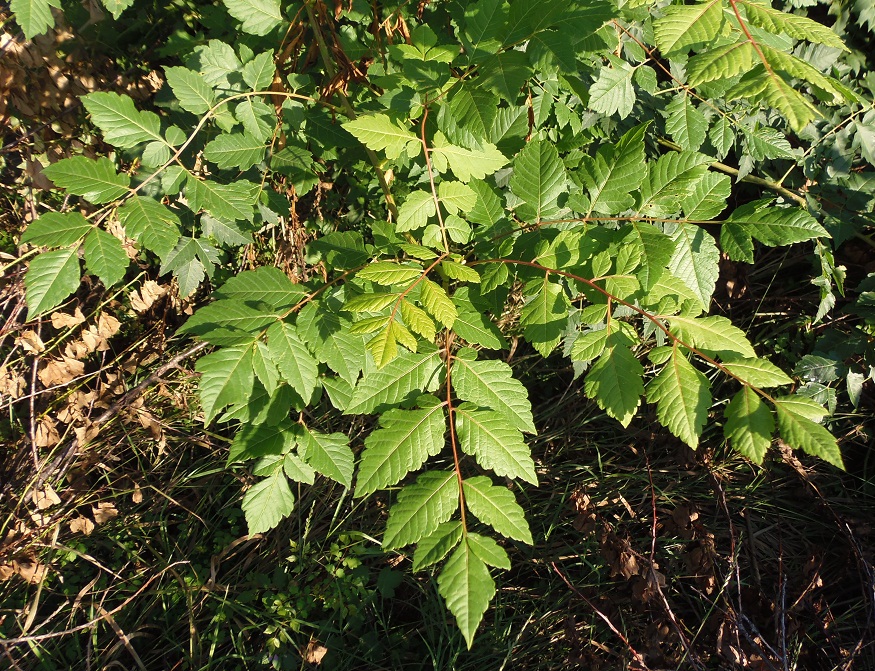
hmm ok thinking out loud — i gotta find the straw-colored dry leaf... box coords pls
[34,416,61,447]
[80,328,104,353]
[16,330,45,354]
[14,558,47,583]
[92,502,119,524]
[69,516,95,535]
[0,564,14,581]
[51,308,86,329]
[0,370,26,398]
[97,313,121,338]
[33,484,62,509]
[38,357,85,387]
[63,340,90,359]
[130,280,167,313]
[132,483,143,504]
[74,422,100,446]
[305,641,328,665]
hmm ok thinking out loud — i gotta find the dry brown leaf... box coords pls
[51,308,86,329]
[0,564,14,581]
[305,641,328,665]
[38,357,85,387]
[34,416,61,447]
[80,328,104,353]
[33,484,61,509]
[130,280,167,313]
[14,558,47,583]
[0,370,26,399]
[74,422,100,446]
[92,502,118,524]
[69,516,95,535]
[16,330,45,354]
[63,340,90,359]
[97,313,121,338]
[132,483,143,504]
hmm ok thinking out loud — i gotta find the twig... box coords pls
[551,561,650,670]
[34,341,209,489]
[3,561,189,645]
[644,450,704,670]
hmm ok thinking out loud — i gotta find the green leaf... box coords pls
[438,181,477,214]
[466,533,510,569]
[356,402,446,496]
[653,0,725,55]
[638,152,712,217]
[346,349,443,414]
[100,0,134,19]
[159,237,220,296]
[397,191,436,232]
[299,427,354,487]
[196,345,256,424]
[584,345,644,427]
[204,132,265,170]
[665,95,708,151]
[431,133,508,182]
[82,92,165,149]
[235,99,274,142]
[722,358,793,387]
[441,260,480,283]
[667,222,720,310]
[10,0,60,39]
[668,315,757,358]
[736,0,848,51]
[772,394,828,421]
[681,172,731,220]
[22,212,92,247]
[42,157,130,204]
[241,470,295,534]
[117,196,181,259]
[201,214,253,246]
[228,420,296,463]
[420,278,457,328]
[223,0,283,35]
[252,342,280,395]
[589,59,635,119]
[400,299,436,341]
[709,117,735,159]
[724,387,774,464]
[242,51,275,90]
[25,249,80,319]
[187,177,255,221]
[646,348,711,448]
[83,229,128,287]
[413,521,463,571]
[578,123,648,215]
[462,476,533,543]
[774,400,843,469]
[357,262,422,286]
[510,138,567,222]
[687,41,756,87]
[266,322,319,402]
[383,470,459,549]
[452,288,505,350]
[164,66,216,115]
[477,50,529,101]
[180,299,278,346]
[724,203,829,246]
[342,114,420,160]
[570,328,609,363]
[627,222,676,291]
[437,540,494,650]
[451,356,536,434]
[454,406,537,485]
[520,277,569,356]
[284,452,317,484]
[215,269,303,310]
